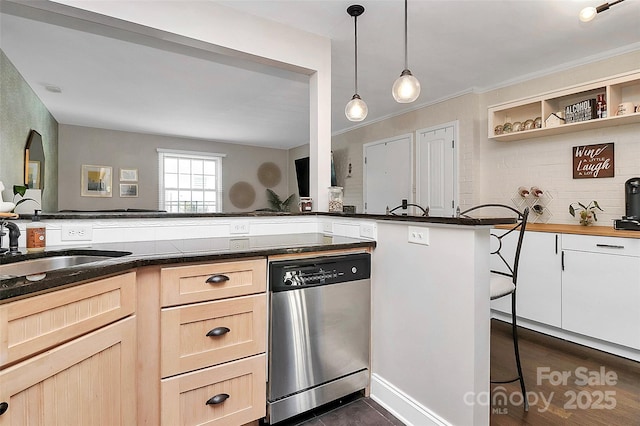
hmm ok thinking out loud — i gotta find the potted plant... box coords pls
[265,189,296,212]
[569,201,603,226]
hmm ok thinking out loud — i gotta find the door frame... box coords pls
[415,120,459,215]
[362,133,414,214]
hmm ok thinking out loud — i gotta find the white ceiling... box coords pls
[2,0,639,149]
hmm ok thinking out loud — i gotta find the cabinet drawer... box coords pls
[161,294,266,377]
[161,258,266,306]
[562,234,640,257]
[0,272,136,368]
[161,354,266,426]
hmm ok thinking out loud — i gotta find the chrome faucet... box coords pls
[0,221,21,255]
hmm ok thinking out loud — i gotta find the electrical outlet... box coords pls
[359,223,376,239]
[323,221,333,234]
[229,238,250,250]
[61,224,93,241]
[408,226,429,245]
[230,222,250,234]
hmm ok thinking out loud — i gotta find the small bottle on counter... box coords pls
[26,209,46,252]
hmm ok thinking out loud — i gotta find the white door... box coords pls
[416,123,457,217]
[363,134,412,214]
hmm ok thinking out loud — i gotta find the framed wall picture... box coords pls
[120,168,138,182]
[81,165,112,197]
[572,142,614,179]
[120,183,138,197]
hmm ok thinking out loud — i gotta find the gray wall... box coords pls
[0,50,58,212]
[58,124,293,212]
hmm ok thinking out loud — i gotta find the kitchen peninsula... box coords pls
[1,212,511,426]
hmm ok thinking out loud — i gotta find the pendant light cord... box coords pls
[354,13,359,94]
[403,0,408,70]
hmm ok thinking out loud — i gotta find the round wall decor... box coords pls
[257,162,282,188]
[228,181,256,209]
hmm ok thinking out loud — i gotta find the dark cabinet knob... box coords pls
[206,274,229,284]
[206,326,230,337]
[206,393,229,405]
[0,402,8,416]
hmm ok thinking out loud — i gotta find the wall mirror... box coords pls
[24,129,45,191]
[2,2,311,213]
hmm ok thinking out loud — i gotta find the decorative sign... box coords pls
[565,99,597,123]
[573,143,614,179]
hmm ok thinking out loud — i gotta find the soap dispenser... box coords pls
[26,209,46,252]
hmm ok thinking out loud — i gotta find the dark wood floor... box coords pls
[272,320,640,425]
[490,319,640,425]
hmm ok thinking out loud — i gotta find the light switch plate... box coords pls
[408,226,429,245]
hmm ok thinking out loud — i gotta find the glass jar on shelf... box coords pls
[328,186,344,212]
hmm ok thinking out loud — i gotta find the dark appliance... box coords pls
[293,155,338,198]
[294,157,310,197]
[267,253,371,424]
[614,177,640,230]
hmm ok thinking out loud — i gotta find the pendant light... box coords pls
[345,4,368,122]
[392,0,420,103]
[579,0,625,22]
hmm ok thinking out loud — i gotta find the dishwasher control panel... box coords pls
[269,252,370,292]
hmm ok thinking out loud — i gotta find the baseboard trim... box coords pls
[370,374,451,426]
[491,311,640,362]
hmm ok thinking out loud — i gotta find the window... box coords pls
[158,149,224,213]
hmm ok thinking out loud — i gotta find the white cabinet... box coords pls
[491,230,562,327]
[561,235,640,349]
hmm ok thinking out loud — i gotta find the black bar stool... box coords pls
[460,204,529,411]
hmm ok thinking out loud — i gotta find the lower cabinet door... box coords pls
[562,250,640,349]
[161,354,266,426]
[0,316,136,425]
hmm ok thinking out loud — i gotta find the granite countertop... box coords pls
[21,211,515,226]
[0,234,375,302]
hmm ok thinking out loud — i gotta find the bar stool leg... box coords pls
[511,291,528,411]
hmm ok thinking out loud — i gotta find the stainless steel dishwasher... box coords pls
[267,252,371,424]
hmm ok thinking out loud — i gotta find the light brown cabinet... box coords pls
[488,70,640,142]
[157,257,267,426]
[0,273,137,425]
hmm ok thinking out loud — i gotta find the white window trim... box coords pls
[157,148,226,212]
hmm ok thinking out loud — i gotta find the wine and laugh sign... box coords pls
[573,143,614,179]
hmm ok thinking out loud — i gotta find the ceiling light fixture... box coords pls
[345,4,368,122]
[45,84,62,93]
[579,0,625,22]
[392,0,420,103]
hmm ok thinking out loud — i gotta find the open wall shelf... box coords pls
[489,70,640,142]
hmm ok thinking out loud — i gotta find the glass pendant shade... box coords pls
[392,69,421,103]
[345,94,368,121]
[394,0,420,104]
[345,5,367,122]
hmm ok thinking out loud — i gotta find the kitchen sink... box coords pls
[0,251,130,278]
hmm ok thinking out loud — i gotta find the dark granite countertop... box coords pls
[19,211,514,226]
[0,234,375,303]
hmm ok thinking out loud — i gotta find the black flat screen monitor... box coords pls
[294,156,337,198]
[295,157,310,197]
